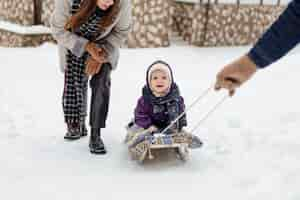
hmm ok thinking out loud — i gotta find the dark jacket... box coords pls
[134,83,187,131]
[248,0,300,68]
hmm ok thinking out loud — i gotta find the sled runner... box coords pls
[125,86,228,163]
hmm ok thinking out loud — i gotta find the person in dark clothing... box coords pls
[134,60,187,134]
[215,0,300,95]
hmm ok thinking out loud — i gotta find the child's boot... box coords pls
[189,135,203,149]
[89,128,106,154]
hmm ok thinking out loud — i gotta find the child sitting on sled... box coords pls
[125,60,202,156]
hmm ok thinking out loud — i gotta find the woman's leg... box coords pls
[88,63,112,154]
[89,63,111,129]
[80,76,89,137]
[63,54,87,140]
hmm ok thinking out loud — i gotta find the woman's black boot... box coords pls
[89,128,106,154]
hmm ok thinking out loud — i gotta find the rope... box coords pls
[189,94,228,134]
[160,84,214,135]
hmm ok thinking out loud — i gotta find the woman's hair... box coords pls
[65,0,120,33]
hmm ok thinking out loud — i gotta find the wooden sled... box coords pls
[125,124,197,163]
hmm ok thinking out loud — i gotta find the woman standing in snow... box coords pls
[50,0,131,154]
[215,0,300,95]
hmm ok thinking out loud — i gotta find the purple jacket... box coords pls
[134,84,187,131]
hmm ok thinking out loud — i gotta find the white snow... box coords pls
[1,42,300,200]
[0,20,51,35]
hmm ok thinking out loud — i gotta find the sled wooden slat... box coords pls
[149,143,182,149]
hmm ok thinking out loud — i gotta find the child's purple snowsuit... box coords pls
[134,83,187,132]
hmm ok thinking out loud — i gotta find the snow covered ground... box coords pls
[1,42,300,200]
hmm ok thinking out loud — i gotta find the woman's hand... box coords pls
[85,42,107,63]
[215,55,257,96]
[85,57,103,76]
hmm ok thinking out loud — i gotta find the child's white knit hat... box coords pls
[146,60,173,86]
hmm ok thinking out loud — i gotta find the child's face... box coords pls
[150,70,171,96]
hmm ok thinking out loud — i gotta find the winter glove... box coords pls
[215,55,257,96]
[128,129,153,148]
[85,42,107,63]
[85,57,103,76]
[85,47,108,76]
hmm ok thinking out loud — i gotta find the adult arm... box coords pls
[100,0,132,67]
[50,0,89,57]
[248,0,300,68]
[215,0,300,95]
